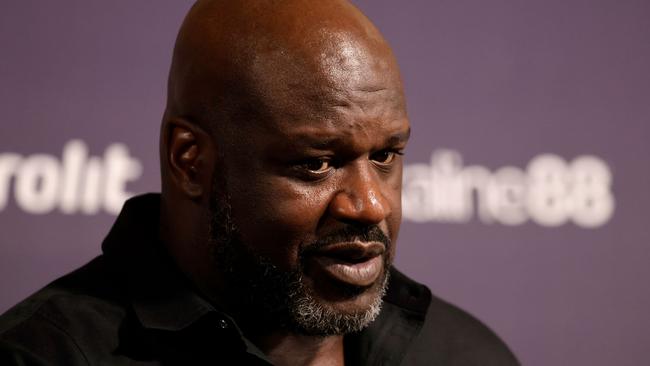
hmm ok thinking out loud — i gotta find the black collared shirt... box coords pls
[0,194,518,365]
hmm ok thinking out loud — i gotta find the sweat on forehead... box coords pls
[164,0,402,131]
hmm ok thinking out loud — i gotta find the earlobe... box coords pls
[164,118,213,199]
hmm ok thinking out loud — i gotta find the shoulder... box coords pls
[388,268,519,366]
[0,256,128,365]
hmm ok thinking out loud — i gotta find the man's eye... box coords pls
[370,150,402,165]
[301,158,333,174]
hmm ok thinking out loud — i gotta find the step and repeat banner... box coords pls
[1,1,648,365]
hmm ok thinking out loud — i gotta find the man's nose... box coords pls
[328,165,391,225]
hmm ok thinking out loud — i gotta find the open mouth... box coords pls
[306,241,385,287]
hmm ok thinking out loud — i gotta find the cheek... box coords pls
[227,175,332,268]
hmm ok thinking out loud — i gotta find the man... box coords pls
[0,1,518,365]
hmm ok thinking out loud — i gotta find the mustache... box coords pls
[301,225,391,256]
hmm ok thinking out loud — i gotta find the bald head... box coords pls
[164,0,404,132]
[160,1,411,343]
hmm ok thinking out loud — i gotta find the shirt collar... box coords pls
[101,194,272,363]
[101,193,215,331]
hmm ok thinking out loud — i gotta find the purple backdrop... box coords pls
[1,1,649,365]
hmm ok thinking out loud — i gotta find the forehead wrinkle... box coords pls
[329,89,406,127]
[270,115,409,149]
[241,82,407,154]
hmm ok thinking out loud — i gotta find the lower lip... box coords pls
[309,255,383,287]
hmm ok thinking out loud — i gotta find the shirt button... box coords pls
[218,319,229,329]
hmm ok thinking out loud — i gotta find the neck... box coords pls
[253,331,345,366]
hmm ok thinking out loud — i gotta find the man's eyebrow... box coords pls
[300,129,411,150]
[296,127,411,149]
[284,124,411,150]
[386,127,411,145]
[305,136,344,149]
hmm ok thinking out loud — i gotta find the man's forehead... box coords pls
[248,32,399,100]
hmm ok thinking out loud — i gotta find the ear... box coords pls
[162,118,215,199]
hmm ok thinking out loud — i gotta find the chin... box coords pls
[311,270,387,309]
[287,268,390,336]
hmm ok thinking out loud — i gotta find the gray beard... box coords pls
[207,188,389,336]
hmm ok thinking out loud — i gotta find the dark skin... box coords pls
[159,1,409,365]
